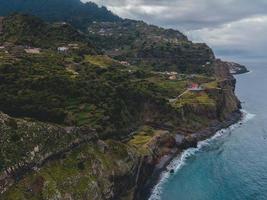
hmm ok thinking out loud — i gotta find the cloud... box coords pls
[84,0,267,62]
[188,15,267,59]
[86,0,267,30]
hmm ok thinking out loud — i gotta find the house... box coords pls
[119,61,130,66]
[164,71,178,76]
[58,47,69,52]
[188,83,204,91]
[24,48,41,54]
[68,43,79,49]
[99,28,106,35]
[169,75,177,80]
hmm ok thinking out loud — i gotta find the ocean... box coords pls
[149,63,267,200]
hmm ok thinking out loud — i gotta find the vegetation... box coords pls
[0,11,240,199]
[0,14,96,52]
[2,141,138,200]
[88,20,215,73]
[127,126,155,155]
[0,0,121,30]
[84,55,122,68]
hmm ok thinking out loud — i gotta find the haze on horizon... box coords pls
[84,0,267,64]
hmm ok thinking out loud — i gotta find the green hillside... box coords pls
[0,0,121,30]
[88,20,215,73]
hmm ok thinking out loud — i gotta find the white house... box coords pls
[119,61,130,66]
[58,47,69,52]
[24,48,41,54]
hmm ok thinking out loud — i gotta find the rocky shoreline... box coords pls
[138,110,242,200]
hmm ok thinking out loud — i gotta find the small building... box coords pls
[119,61,130,66]
[99,28,106,35]
[169,75,177,80]
[164,71,178,76]
[188,83,204,91]
[24,48,41,54]
[58,47,69,52]
[68,43,79,49]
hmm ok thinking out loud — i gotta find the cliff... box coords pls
[0,60,242,200]
[224,61,249,75]
[0,13,243,200]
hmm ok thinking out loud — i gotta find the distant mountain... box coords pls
[0,0,121,30]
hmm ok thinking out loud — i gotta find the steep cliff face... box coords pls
[127,59,242,199]
[212,60,241,119]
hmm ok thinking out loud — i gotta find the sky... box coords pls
[83,0,267,64]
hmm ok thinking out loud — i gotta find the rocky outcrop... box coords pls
[224,61,249,75]
[212,60,241,118]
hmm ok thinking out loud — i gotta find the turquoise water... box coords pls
[149,64,267,200]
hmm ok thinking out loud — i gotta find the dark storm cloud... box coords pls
[84,0,267,61]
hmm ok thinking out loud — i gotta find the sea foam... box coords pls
[148,110,255,200]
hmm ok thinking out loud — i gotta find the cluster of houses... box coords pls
[0,44,42,55]
[159,71,179,80]
[158,70,205,92]
[0,42,81,56]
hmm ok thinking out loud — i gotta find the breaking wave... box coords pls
[148,110,255,200]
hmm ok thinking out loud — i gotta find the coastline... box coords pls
[140,110,242,200]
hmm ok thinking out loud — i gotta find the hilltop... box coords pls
[0,14,96,52]
[0,0,121,30]
[88,20,215,73]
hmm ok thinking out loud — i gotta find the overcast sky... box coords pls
[83,0,267,64]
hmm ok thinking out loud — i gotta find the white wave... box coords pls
[246,70,253,74]
[241,109,256,123]
[148,110,255,200]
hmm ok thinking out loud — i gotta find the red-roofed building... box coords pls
[188,83,203,91]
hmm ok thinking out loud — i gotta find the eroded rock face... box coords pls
[212,60,241,119]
